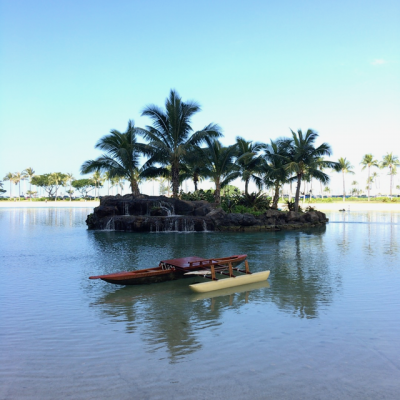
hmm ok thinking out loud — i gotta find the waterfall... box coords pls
[105,217,115,231]
[202,220,208,232]
[164,217,175,232]
[182,218,195,232]
[124,203,129,215]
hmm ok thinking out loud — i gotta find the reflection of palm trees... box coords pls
[267,230,336,319]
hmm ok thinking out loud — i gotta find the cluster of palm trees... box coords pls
[2,168,36,200]
[81,89,337,212]
[335,153,400,201]
[3,91,397,208]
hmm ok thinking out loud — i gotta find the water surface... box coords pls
[1,208,399,399]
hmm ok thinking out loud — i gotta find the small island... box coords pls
[86,194,328,232]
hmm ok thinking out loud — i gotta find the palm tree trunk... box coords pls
[390,166,393,197]
[172,165,180,198]
[367,166,370,201]
[214,179,221,204]
[294,175,302,213]
[272,182,280,209]
[245,179,249,196]
[130,178,140,196]
[18,182,21,201]
[193,173,199,191]
[342,171,345,202]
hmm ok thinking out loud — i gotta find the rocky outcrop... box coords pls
[86,194,328,232]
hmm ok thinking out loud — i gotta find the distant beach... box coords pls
[0,201,100,208]
[293,202,400,212]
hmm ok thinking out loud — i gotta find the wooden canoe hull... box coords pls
[89,254,247,286]
[189,270,270,293]
[90,267,186,285]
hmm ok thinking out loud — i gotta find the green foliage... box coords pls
[72,179,95,197]
[180,189,215,203]
[31,173,67,198]
[284,200,303,212]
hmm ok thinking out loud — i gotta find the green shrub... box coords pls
[284,200,303,212]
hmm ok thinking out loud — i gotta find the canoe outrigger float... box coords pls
[89,254,270,293]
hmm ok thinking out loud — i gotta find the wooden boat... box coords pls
[188,260,270,293]
[89,254,247,286]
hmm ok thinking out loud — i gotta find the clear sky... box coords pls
[1,0,399,196]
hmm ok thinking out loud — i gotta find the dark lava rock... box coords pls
[86,195,328,232]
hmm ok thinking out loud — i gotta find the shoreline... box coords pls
[280,202,400,212]
[0,201,100,208]
[0,200,399,212]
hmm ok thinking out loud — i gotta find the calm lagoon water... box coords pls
[1,208,400,399]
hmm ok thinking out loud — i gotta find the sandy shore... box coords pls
[281,202,400,212]
[0,201,100,208]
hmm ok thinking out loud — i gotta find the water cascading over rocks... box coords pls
[85,194,329,233]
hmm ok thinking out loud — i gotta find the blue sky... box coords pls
[1,0,399,196]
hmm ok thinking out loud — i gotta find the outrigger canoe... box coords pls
[89,255,248,286]
[187,260,270,293]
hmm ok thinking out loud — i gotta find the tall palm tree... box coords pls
[283,129,336,212]
[22,167,35,201]
[3,172,14,197]
[92,171,104,199]
[360,154,379,201]
[81,120,148,196]
[380,152,400,197]
[235,137,264,195]
[351,180,358,197]
[65,173,75,201]
[260,139,291,209]
[193,138,239,203]
[334,158,355,201]
[11,172,25,201]
[140,89,222,198]
[179,151,204,192]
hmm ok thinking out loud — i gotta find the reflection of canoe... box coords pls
[190,279,270,301]
[189,270,270,293]
[89,254,247,286]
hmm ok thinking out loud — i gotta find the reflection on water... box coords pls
[1,208,400,399]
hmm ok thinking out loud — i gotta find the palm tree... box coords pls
[140,89,222,198]
[380,152,400,197]
[81,120,148,196]
[179,151,204,192]
[351,181,358,197]
[3,172,14,197]
[334,158,355,201]
[360,154,379,201]
[0,181,5,194]
[324,186,331,197]
[22,167,35,201]
[11,172,25,201]
[193,138,239,203]
[92,171,104,199]
[260,139,291,209]
[66,173,75,201]
[284,129,336,212]
[235,137,263,195]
